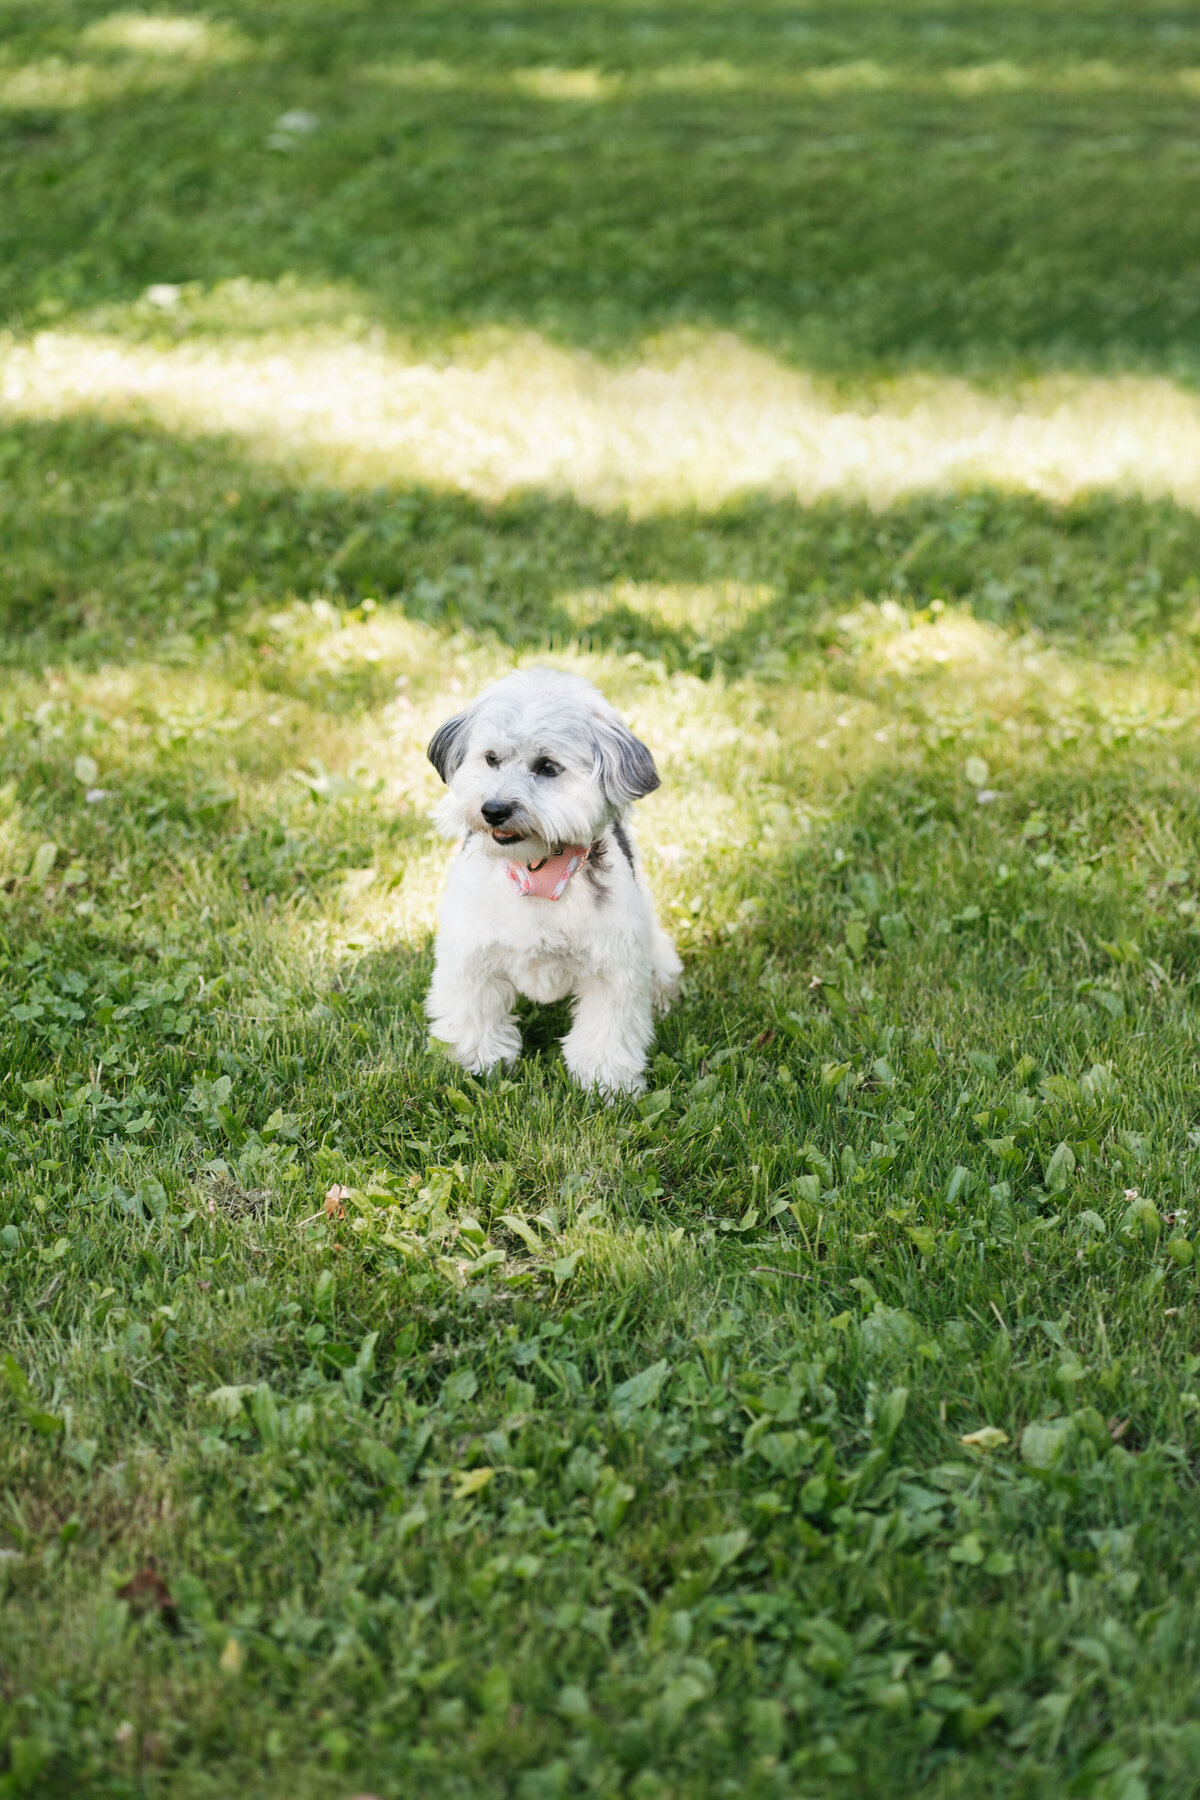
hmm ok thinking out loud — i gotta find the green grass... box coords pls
[6,0,1200,372]
[4,4,1200,1798]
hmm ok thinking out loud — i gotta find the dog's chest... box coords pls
[508,949,578,1004]
[495,906,593,1000]
[481,885,608,999]
[447,843,632,996]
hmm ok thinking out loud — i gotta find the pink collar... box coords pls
[504,843,591,900]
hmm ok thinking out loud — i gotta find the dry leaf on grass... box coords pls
[116,1557,179,1632]
[961,1427,1010,1452]
[324,1184,352,1220]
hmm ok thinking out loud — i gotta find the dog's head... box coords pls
[427,667,659,862]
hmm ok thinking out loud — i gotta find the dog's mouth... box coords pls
[490,827,525,845]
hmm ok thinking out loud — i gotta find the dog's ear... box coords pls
[592,714,660,807]
[427,710,472,785]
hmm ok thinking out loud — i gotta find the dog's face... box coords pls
[427,668,659,862]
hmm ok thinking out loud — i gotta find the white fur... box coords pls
[425,668,681,1095]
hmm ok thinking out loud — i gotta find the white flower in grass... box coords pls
[269,109,319,147]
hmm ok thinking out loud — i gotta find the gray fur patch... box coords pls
[592,716,660,807]
[427,711,472,784]
[583,836,610,902]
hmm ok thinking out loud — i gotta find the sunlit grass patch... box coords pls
[79,12,251,61]
[356,55,1200,102]
[0,11,251,109]
[7,326,1200,513]
[657,57,1200,98]
[510,66,620,103]
[0,56,184,108]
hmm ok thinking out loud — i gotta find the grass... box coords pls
[3,3,1200,1797]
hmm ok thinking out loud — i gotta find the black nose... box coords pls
[481,800,513,826]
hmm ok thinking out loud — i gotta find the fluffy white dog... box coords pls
[425,668,681,1094]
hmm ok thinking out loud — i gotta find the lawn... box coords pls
[4,3,1200,1797]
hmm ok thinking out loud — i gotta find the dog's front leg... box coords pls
[562,972,654,1097]
[426,954,520,1075]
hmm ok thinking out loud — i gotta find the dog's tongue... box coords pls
[505,844,590,900]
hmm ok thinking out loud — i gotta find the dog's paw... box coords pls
[650,931,682,1018]
[650,979,678,1020]
[565,1056,647,1099]
[429,1024,521,1075]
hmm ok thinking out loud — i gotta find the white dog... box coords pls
[425,668,681,1095]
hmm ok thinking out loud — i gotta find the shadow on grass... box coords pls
[2,413,1198,676]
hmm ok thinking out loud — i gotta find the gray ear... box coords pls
[593,715,660,807]
[427,711,471,785]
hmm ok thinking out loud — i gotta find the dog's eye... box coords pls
[484,752,500,769]
[531,757,561,778]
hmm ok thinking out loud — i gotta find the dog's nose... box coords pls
[481,800,513,826]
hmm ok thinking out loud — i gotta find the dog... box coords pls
[425,668,681,1095]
